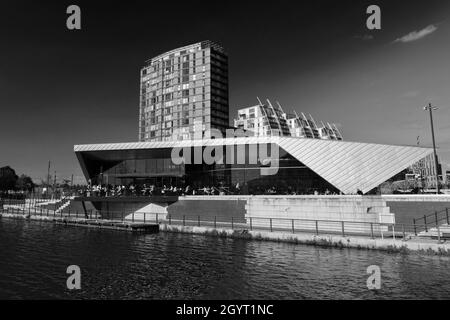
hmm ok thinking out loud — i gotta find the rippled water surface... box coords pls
[0,218,449,299]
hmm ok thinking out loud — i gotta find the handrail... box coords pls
[415,207,448,222]
[1,206,445,242]
[413,208,449,234]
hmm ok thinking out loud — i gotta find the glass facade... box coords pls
[80,144,339,195]
[139,41,229,142]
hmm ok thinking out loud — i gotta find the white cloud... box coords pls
[394,25,438,43]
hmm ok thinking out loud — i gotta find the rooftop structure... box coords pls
[234,99,343,140]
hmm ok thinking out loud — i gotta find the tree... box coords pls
[16,174,35,192]
[0,166,18,191]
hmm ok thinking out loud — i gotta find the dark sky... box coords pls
[1,0,449,184]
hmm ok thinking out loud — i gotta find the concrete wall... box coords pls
[244,196,394,234]
[382,195,450,226]
[167,196,248,223]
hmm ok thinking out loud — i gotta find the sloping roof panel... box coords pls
[277,138,433,194]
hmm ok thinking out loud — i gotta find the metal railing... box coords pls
[2,205,444,243]
[413,208,449,234]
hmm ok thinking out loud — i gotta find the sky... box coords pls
[1,0,449,184]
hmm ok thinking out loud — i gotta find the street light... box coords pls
[423,103,440,194]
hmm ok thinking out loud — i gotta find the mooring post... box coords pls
[424,215,428,232]
[341,221,345,237]
[214,216,217,229]
[435,211,439,226]
[231,217,234,229]
[437,225,441,243]
[270,218,273,232]
[198,215,200,227]
[169,214,172,225]
[183,215,185,226]
[156,213,158,224]
[402,224,406,241]
[144,212,146,224]
[446,208,449,225]
[315,220,319,235]
[370,223,374,239]
[413,219,417,236]
[292,219,295,234]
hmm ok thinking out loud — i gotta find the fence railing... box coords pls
[413,208,449,234]
[2,205,445,243]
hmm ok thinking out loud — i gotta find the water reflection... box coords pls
[0,219,449,299]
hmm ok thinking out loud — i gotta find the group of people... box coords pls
[79,183,232,197]
[78,182,341,197]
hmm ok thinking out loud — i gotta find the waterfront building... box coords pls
[234,99,342,140]
[75,41,434,196]
[75,136,433,195]
[139,41,229,142]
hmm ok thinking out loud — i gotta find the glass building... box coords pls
[75,41,434,196]
[139,41,229,142]
[75,137,433,195]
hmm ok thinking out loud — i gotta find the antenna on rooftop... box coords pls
[256,97,263,105]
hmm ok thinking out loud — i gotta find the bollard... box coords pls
[144,212,146,224]
[249,217,252,231]
[413,219,417,236]
[231,217,234,230]
[341,221,345,237]
[402,224,406,241]
[183,215,185,226]
[198,215,200,227]
[132,211,135,223]
[270,218,273,232]
[214,216,217,229]
[156,213,159,224]
[446,208,449,225]
[435,211,439,226]
[424,215,428,232]
[292,219,295,234]
[169,214,172,225]
[370,223,374,239]
[315,220,319,235]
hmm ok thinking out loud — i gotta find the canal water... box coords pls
[0,218,449,299]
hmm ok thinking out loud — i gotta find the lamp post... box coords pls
[423,103,440,194]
